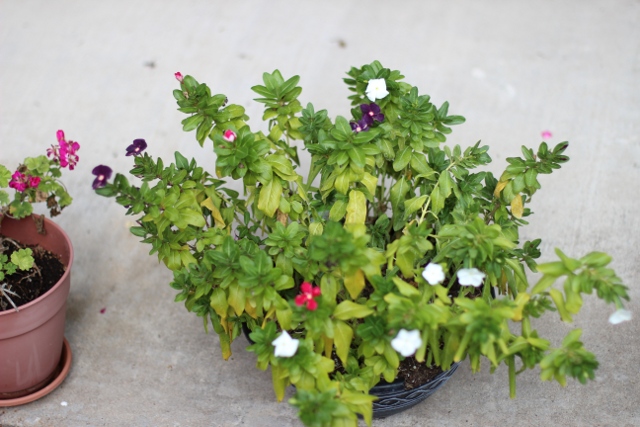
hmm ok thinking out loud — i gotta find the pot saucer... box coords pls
[0,338,72,407]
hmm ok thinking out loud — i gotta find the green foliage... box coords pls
[95,61,630,427]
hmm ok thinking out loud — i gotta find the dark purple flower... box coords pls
[350,119,370,133]
[126,139,147,156]
[92,165,112,189]
[360,103,384,125]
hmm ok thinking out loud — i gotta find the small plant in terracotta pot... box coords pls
[95,62,631,426]
[0,130,78,404]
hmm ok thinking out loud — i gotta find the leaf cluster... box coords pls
[95,61,630,427]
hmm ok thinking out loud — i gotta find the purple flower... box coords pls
[126,139,147,156]
[350,118,370,133]
[360,103,384,125]
[92,165,112,189]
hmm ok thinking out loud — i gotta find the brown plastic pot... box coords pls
[0,215,73,404]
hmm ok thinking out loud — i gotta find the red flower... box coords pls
[295,282,321,311]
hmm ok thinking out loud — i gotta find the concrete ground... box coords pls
[1,1,639,426]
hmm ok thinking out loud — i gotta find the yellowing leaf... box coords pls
[271,364,288,402]
[510,193,524,218]
[361,172,378,195]
[494,180,508,198]
[345,190,367,225]
[343,269,365,299]
[323,335,334,358]
[201,197,226,228]
[333,320,353,365]
[228,283,246,316]
[210,288,229,318]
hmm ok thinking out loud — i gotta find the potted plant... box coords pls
[0,130,79,406]
[94,61,631,426]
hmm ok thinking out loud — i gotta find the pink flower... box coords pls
[541,130,552,140]
[59,140,81,170]
[175,72,184,82]
[47,144,60,159]
[295,282,321,311]
[49,130,80,169]
[8,171,40,192]
[223,129,237,142]
[29,176,41,188]
[8,171,28,192]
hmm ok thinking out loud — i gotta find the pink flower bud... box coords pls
[56,130,66,143]
[223,129,237,142]
[175,72,184,82]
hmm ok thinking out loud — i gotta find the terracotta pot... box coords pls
[0,216,73,401]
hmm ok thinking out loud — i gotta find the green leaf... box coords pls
[333,320,353,365]
[438,171,453,197]
[0,165,11,187]
[403,195,427,219]
[11,248,34,271]
[348,147,366,168]
[392,277,420,297]
[257,179,282,217]
[333,301,373,320]
[329,199,348,222]
[393,147,412,171]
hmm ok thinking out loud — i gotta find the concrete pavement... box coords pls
[1,1,638,426]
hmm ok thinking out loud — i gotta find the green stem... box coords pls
[508,355,517,398]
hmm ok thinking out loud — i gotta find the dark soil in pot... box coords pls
[0,236,65,311]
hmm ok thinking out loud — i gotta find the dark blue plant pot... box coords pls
[242,324,459,419]
[370,362,459,418]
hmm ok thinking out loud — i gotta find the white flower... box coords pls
[422,263,445,286]
[391,329,422,357]
[272,331,299,357]
[608,308,632,325]
[365,78,389,101]
[457,268,486,287]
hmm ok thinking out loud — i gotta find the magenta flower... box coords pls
[350,118,370,133]
[92,165,112,189]
[59,140,80,170]
[175,72,184,82]
[294,282,321,311]
[29,176,41,188]
[8,171,28,192]
[126,139,147,156]
[8,171,40,192]
[223,129,237,142]
[360,103,384,125]
[49,130,80,170]
[47,144,60,160]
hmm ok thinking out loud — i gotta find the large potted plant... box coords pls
[0,130,79,406]
[94,61,631,426]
